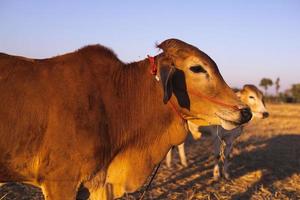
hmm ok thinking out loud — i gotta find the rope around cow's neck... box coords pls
[216,125,226,163]
[138,161,162,200]
[138,56,238,199]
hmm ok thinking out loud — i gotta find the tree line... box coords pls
[259,77,300,103]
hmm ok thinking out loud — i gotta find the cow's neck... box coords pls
[108,58,179,150]
[85,57,188,199]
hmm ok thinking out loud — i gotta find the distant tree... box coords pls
[275,77,280,95]
[259,78,273,95]
[290,83,300,102]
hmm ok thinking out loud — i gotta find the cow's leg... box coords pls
[41,181,79,200]
[213,161,221,181]
[178,143,187,167]
[213,138,222,180]
[88,184,114,200]
[166,149,172,168]
[82,170,111,200]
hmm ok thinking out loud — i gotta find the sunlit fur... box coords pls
[157,39,250,130]
[0,39,249,199]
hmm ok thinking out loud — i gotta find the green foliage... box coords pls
[267,83,300,103]
[259,78,273,95]
[290,83,300,102]
[278,92,295,103]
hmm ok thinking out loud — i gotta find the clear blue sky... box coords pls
[1,0,299,93]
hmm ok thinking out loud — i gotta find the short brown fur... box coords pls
[0,39,249,199]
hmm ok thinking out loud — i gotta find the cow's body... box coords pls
[0,39,251,199]
[209,85,269,180]
[199,125,243,180]
[0,47,118,190]
[0,46,184,198]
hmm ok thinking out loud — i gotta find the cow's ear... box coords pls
[236,91,241,99]
[159,65,176,104]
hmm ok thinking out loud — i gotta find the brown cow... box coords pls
[0,39,251,199]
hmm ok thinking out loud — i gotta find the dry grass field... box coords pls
[1,103,300,200]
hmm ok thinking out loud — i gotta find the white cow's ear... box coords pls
[236,91,241,98]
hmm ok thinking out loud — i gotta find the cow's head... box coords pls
[156,39,252,130]
[236,85,269,119]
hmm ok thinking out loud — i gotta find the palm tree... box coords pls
[275,77,280,96]
[259,78,273,95]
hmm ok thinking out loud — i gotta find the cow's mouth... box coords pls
[252,111,269,119]
[216,114,240,130]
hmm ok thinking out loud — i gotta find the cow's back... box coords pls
[0,49,117,183]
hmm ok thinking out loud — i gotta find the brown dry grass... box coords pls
[1,103,300,200]
[121,103,300,200]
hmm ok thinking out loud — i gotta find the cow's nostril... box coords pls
[263,112,269,118]
[240,107,252,123]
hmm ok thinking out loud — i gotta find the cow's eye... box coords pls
[249,96,255,99]
[189,65,207,73]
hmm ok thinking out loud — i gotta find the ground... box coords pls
[1,103,300,200]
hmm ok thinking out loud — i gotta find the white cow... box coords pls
[166,84,269,180]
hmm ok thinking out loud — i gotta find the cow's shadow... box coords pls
[229,134,300,199]
[137,134,300,199]
[127,135,216,199]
